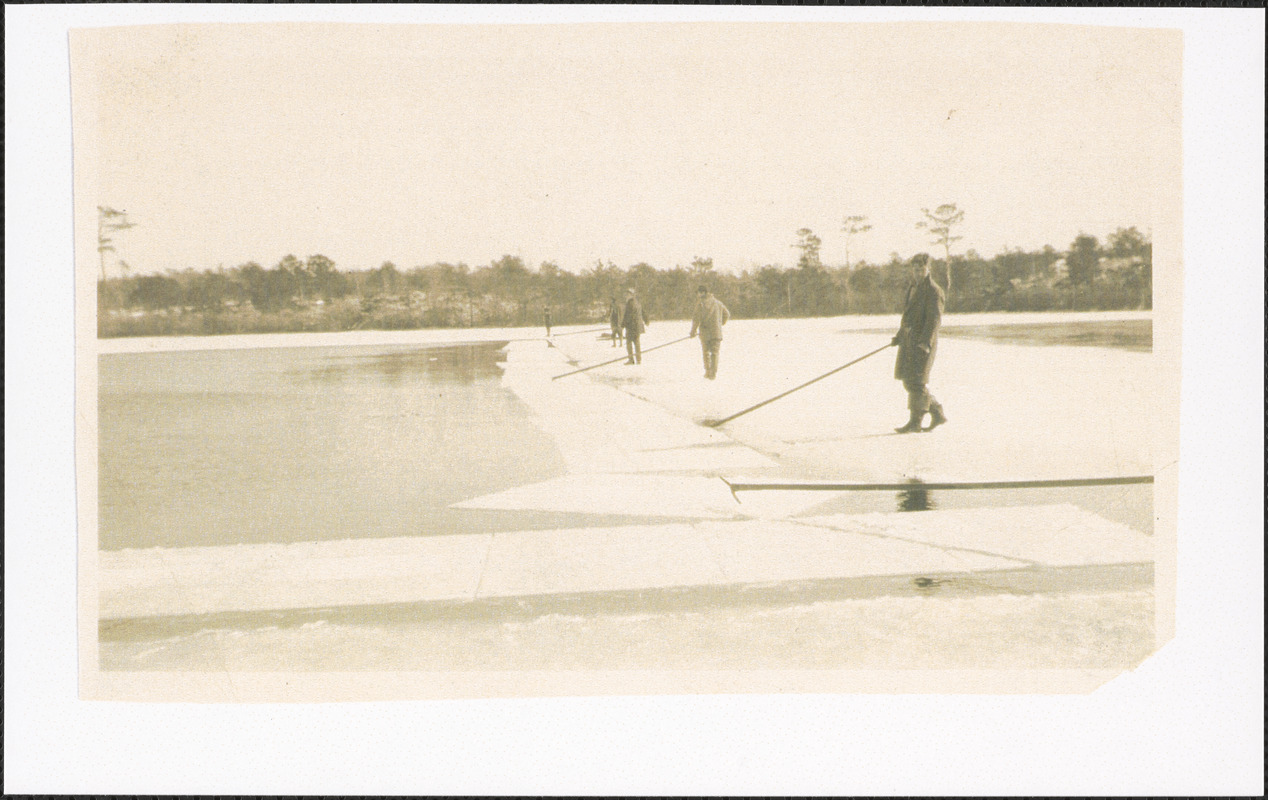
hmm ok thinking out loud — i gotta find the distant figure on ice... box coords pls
[608,296,623,347]
[892,253,948,433]
[622,287,647,365]
[544,306,552,337]
[689,285,730,380]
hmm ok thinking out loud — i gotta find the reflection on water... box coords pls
[844,319,1151,353]
[938,319,1152,352]
[306,344,508,386]
[801,482,1152,534]
[98,343,592,551]
[896,481,935,512]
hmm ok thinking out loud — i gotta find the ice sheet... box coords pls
[101,505,1150,619]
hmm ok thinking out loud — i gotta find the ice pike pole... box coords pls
[551,335,694,380]
[701,342,894,427]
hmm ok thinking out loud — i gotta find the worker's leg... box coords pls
[926,392,947,430]
[896,379,928,433]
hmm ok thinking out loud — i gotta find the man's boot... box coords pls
[924,404,947,431]
[895,410,924,434]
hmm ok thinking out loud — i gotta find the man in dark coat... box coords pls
[608,296,623,347]
[689,285,730,379]
[622,287,647,364]
[892,253,948,433]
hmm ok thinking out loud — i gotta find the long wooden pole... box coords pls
[702,342,893,427]
[551,335,693,380]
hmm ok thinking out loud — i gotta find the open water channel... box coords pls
[100,342,674,550]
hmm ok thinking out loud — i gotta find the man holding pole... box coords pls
[689,285,730,379]
[892,253,948,433]
[622,287,647,365]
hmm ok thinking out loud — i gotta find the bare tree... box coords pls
[97,206,136,280]
[840,215,872,314]
[840,214,872,273]
[916,203,964,292]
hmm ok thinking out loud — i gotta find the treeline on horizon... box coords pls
[97,227,1152,338]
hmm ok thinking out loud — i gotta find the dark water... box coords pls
[98,343,655,550]
[795,481,1153,534]
[845,318,1151,352]
[938,319,1152,352]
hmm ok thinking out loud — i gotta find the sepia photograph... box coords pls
[75,19,1180,694]
[6,4,1262,796]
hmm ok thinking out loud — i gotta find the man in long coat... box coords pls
[608,296,623,347]
[689,285,730,379]
[892,253,948,433]
[622,287,647,365]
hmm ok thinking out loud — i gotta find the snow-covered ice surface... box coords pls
[544,312,1153,485]
[98,312,1158,671]
[100,504,1146,620]
[99,534,495,619]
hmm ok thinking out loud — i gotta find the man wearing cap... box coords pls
[892,253,948,433]
[689,285,730,379]
[622,287,647,365]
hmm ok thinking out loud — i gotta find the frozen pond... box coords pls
[97,312,1156,672]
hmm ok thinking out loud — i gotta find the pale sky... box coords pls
[75,22,1179,276]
